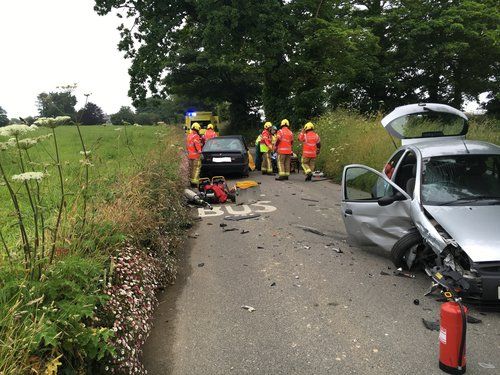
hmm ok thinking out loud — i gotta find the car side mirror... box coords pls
[377,191,406,206]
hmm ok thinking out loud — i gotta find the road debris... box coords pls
[301,197,320,203]
[422,318,440,331]
[394,267,416,279]
[467,315,482,324]
[303,245,311,250]
[270,282,276,287]
[295,225,327,236]
[413,299,420,305]
[327,302,338,306]
[478,363,496,369]
[241,305,256,312]
[223,228,238,232]
[224,214,261,221]
[380,271,390,276]
[188,233,199,239]
[220,223,227,228]
[257,246,264,249]
[198,263,205,267]
[240,230,250,234]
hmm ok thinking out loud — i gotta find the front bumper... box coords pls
[469,261,500,302]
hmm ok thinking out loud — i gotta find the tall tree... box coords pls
[110,106,136,125]
[37,86,77,119]
[77,102,106,125]
[0,106,8,126]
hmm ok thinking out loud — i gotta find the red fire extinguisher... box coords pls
[439,295,467,374]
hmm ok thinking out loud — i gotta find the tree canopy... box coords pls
[0,106,8,126]
[94,0,500,125]
[37,86,77,119]
[77,102,107,125]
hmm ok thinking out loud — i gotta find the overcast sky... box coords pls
[0,0,131,118]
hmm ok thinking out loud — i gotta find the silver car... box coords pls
[341,103,500,303]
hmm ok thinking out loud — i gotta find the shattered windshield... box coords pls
[421,154,500,205]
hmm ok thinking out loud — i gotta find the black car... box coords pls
[201,136,249,177]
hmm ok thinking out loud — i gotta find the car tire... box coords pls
[391,229,424,269]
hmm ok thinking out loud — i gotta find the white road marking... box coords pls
[197,201,278,217]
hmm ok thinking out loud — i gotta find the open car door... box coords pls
[341,165,414,252]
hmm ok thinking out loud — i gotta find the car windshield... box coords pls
[421,154,500,205]
[203,138,244,152]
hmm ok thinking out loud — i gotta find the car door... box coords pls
[341,164,414,252]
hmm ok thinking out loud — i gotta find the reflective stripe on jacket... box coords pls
[299,131,320,158]
[203,129,217,142]
[276,127,294,154]
[186,132,202,159]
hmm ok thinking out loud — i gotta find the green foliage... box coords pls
[110,106,135,125]
[37,87,77,119]
[0,106,8,126]
[315,110,500,182]
[78,102,106,125]
[0,125,189,372]
[95,0,500,125]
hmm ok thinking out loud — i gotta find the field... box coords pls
[314,111,500,182]
[0,123,190,373]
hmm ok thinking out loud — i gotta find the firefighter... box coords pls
[203,123,217,143]
[275,119,294,180]
[186,122,203,187]
[298,122,321,181]
[260,121,274,175]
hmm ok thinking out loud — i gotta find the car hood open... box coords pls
[424,205,500,263]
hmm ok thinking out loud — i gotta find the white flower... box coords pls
[79,150,91,156]
[11,172,45,182]
[54,116,71,125]
[0,124,33,137]
[17,138,38,150]
[114,127,123,131]
[34,117,56,128]
[133,123,142,127]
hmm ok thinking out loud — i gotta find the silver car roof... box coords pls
[402,139,500,158]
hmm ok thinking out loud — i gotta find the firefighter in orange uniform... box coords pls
[186,122,203,187]
[260,121,274,175]
[203,123,217,143]
[275,119,294,180]
[298,122,321,181]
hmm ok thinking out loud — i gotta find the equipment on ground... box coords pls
[184,188,212,209]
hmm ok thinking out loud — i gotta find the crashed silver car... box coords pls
[341,103,500,303]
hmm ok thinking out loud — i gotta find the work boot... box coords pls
[275,175,286,181]
[305,173,312,181]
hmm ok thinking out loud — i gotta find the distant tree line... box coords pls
[94,0,500,127]
[1,87,185,126]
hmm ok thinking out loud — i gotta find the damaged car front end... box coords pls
[341,103,500,304]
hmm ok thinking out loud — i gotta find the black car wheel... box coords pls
[242,165,249,177]
[391,230,424,269]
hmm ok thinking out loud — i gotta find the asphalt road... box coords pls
[143,172,500,375]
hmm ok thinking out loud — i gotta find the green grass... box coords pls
[0,124,180,251]
[314,110,500,182]
[0,123,188,373]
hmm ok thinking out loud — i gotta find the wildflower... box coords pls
[133,123,142,127]
[0,124,33,137]
[17,138,38,150]
[54,116,71,125]
[11,172,45,182]
[34,117,56,128]
[114,128,123,131]
[79,150,91,156]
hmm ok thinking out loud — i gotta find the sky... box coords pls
[0,0,131,118]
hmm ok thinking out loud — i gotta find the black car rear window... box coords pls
[204,138,244,152]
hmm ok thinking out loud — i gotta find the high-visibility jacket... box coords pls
[299,130,320,158]
[203,129,217,142]
[276,127,294,155]
[186,132,202,159]
[260,129,272,152]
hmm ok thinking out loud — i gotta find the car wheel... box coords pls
[391,230,424,270]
